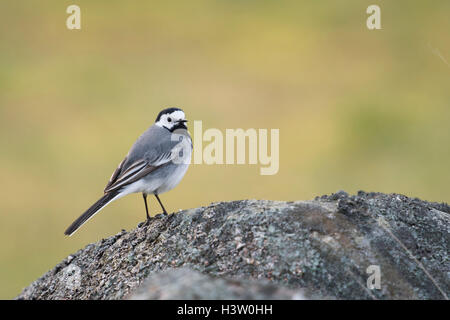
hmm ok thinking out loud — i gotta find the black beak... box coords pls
[177,119,188,123]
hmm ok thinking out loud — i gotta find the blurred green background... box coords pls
[0,0,449,299]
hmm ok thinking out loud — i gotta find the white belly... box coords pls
[155,162,190,194]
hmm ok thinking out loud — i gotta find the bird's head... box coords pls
[155,107,188,132]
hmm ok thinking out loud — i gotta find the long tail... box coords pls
[64,191,119,236]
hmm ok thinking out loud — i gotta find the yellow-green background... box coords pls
[0,0,449,299]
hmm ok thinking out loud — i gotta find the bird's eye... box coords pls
[168,117,172,122]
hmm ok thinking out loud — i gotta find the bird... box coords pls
[64,107,192,236]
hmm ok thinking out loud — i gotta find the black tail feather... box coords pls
[64,191,118,236]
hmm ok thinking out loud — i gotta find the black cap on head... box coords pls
[155,107,183,122]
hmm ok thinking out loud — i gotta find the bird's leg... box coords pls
[142,193,150,220]
[154,194,168,215]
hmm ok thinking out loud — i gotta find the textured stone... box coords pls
[129,268,306,300]
[16,192,450,300]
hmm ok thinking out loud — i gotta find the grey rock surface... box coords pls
[129,268,305,300]
[17,191,450,300]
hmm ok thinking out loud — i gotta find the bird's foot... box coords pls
[138,220,150,228]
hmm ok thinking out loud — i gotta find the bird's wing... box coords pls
[103,151,173,193]
[103,124,191,193]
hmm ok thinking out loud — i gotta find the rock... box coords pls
[129,268,306,300]
[16,192,450,300]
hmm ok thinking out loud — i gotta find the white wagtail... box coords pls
[64,107,192,236]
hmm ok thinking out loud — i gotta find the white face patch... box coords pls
[155,110,186,130]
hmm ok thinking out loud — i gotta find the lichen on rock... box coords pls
[16,192,450,300]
